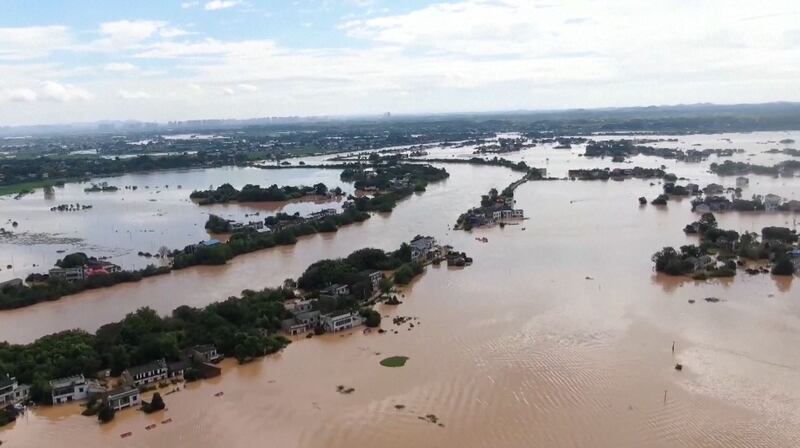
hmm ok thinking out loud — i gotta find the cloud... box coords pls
[118,90,152,99]
[181,1,199,8]
[104,62,138,72]
[0,26,72,60]
[8,88,39,102]
[99,20,166,44]
[40,81,93,102]
[204,0,241,11]
[222,87,235,95]
[135,38,276,58]
[237,83,259,92]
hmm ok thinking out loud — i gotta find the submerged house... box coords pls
[321,311,363,333]
[410,235,437,263]
[0,376,29,406]
[106,386,140,411]
[191,345,222,363]
[50,375,88,404]
[122,359,168,387]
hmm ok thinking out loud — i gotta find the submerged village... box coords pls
[1,108,800,447]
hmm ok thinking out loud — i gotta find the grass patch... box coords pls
[0,179,69,197]
[380,356,409,368]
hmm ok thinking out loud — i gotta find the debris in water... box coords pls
[674,363,683,371]
[704,297,720,303]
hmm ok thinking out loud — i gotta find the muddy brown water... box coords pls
[1,132,799,447]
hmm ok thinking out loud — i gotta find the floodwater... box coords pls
[1,132,800,447]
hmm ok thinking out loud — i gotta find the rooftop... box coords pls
[49,374,86,388]
[125,359,167,377]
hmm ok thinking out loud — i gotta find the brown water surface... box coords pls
[1,132,800,447]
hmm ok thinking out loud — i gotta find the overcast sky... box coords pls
[1,0,799,125]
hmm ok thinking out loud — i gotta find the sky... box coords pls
[1,0,800,126]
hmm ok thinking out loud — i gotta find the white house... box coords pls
[321,284,350,296]
[368,271,383,290]
[321,312,363,333]
[106,386,140,411]
[48,267,85,282]
[410,235,437,262]
[0,376,29,405]
[50,375,88,404]
[764,194,782,210]
[122,359,168,387]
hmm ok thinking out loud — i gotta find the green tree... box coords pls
[98,404,115,423]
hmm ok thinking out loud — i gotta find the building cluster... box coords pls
[46,260,122,283]
[692,194,797,213]
[2,344,225,415]
[460,202,524,228]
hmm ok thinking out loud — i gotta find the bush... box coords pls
[143,392,165,413]
[772,258,796,276]
[360,308,381,327]
[98,404,115,423]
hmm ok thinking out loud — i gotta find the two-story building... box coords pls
[50,375,88,404]
[106,386,140,411]
[410,235,437,263]
[191,345,222,363]
[48,266,85,282]
[0,376,29,406]
[321,311,363,333]
[122,359,168,387]
[367,271,383,291]
[320,284,350,297]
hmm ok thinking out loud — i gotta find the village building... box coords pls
[50,375,88,404]
[48,266,85,282]
[309,208,338,220]
[736,176,749,188]
[410,235,437,263]
[0,376,29,406]
[764,194,782,210]
[168,360,191,378]
[320,284,350,297]
[191,345,222,363]
[367,271,383,290]
[106,386,140,411]
[321,311,363,333]
[122,359,168,387]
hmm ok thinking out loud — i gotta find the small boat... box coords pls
[161,418,173,424]
[120,432,133,438]
[214,391,224,397]
[145,424,157,431]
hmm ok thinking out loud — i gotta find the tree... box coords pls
[360,308,381,327]
[157,246,170,258]
[378,277,393,294]
[57,252,89,268]
[144,392,165,413]
[772,258,796,276]
[205,214,232,233]
[98,404,115,423]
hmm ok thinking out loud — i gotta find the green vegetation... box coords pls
[710,160,800,176]
[190,182,340,205]
[143,392,165,413]
[97,404,115,423]
[0,264,170,310]
[379,356,409,367]
[653,216,799,278]
[205,214,232,233]
[0,288,294,403]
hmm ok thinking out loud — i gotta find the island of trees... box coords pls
[652,213,798,279]
[190,182,342,205]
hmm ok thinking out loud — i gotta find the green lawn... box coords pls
[0,179,68,197]
[379,356,410,368]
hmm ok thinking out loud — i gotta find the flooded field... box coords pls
[1,132,800,447]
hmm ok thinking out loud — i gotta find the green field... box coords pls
[380,356,410,368]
